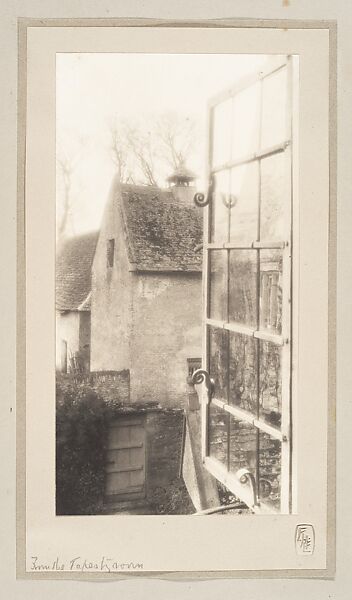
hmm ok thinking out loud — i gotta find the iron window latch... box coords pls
[237,468,260,508]
[193,175,214,208]
[191,369,215,403]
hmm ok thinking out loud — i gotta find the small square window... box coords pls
[107,239,115,268]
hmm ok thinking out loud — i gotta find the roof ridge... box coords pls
[118,187,138,267]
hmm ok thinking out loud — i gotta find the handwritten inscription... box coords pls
[30,556,144,573]
[295,524,315,555]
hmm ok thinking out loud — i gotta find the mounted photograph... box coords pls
[18,17,337,577]
[55,52,298,517]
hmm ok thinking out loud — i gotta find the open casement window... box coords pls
[196,56,296,514]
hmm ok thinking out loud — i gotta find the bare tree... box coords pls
[155,112,197,171]
[110,121,135,183]
[57,136,87,241]
[124,124,158,186]
[57,155,74,241]
[108,112,199,186]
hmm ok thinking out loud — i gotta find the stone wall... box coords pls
[90,181,132,373]
[144,408,194,514]
[130,272,202,408]
[90,179,202,409]
[90,370,130,404]
[58,370,130,404]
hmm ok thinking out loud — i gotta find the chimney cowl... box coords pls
[167,164,196,187]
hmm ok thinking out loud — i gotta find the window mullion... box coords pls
[210,139,290,175]
[280,55,294,513]
[202,103,213,461]
[206,318,285,345]
[211,397,286,440]
[206,240,286,250]
[203,58,293,513]
[226,248,231,472]
[256,77,264,499]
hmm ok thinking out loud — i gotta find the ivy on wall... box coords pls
[56,379,109,515]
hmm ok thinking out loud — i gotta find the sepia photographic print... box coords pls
[21,22,333,576]
[55,52,296,517]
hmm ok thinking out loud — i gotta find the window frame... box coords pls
[200,55,297,514]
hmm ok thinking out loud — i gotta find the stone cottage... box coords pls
[56,231,98,373]
[55,171,217,511]
[90,169,203,408]
[88,170,210,510]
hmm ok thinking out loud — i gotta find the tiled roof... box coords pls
[119,184,203,272]
[56,231,98,311]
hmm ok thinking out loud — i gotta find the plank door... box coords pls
[105,416,146,501]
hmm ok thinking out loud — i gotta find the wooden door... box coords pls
[105,416,146,501]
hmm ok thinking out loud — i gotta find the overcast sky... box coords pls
[56,53,270,235]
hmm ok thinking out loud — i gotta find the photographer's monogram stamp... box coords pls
[295,524,315,555]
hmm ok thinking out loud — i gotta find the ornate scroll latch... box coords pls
[236,468,260,508]
[191,369,215,403]
[193,175,214,208]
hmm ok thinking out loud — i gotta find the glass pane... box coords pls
[209,403,228,466]
[261,66,287,149]
[212,98,232,168]
[209,250,227,322]
[211,170,230,243]
[259,340,282,428]
[229,250,257,328]
[209,326,228,402]
[260,152,287,241]
[258,432,281,510]
[229,162,259,244]
[259,250,283,335]
[232,82,261,160]
[229,332,258,414]
[229,417,257,477]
